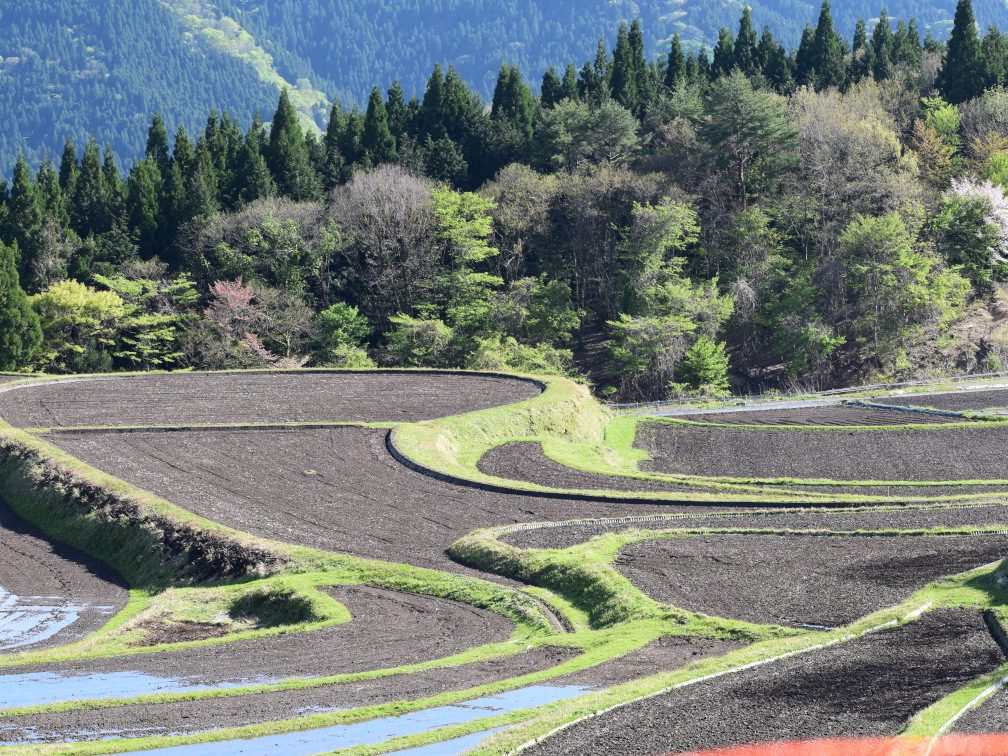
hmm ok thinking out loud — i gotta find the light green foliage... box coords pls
[313,302,373,366]
[934,191,1005,291]
[983,150,1008,188]
[609,199,734,400]
[607,314,695,400]
[719,206,786,301]
[210,241,254,281]
[677,336,731,393]
[321,344,376,368]
[924,96,963,152]
[619,198,701,316]
[0,241,42,371]
[432,186,497,265]
[430,187,503,335]
[384,314,454,367]
[841,213,967,354]
[494,277,582,345]
[783,321,846,378]
[94,266,197,371]
[316,302,370,348]
[466,334,573,376]
[922,94,965,179]
[29,279,126,373]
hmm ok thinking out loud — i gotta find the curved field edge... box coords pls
[902,601,1008,738]
[10,574,997,756]
[449,515,1008,631]
[0,424,555,668]
[391,378,1008,505]
[468,562,1008,756]
[533,415,1008,499]
[0,620,699,755]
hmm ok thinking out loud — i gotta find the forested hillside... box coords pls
[3,0,1008,400]
[4,0,1008,173]
[0,0,277,171]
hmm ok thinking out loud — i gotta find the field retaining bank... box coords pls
[0,429,288,588]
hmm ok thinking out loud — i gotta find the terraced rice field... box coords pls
[3,371,1008,755]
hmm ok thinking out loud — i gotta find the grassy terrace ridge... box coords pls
[393,376,1008,504]
[1,368,1008,755]
[391,371,610,481]
[451,516,1008,631]
[477,562,1008,755]
[0,374,559,671]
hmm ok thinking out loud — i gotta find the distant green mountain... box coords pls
[0,0,277,173]
[3,0,1007,175]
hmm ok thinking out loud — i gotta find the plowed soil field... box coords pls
[636,422,1008,483]
[0,371,542,428]
[528,610,1004,756]
[615,534,1008,627]
[47,427,691,574]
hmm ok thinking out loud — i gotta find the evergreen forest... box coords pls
[4,0,1008,170]
[3,0,1008,401]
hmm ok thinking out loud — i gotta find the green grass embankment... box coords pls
[393,374,1008,504]
[0,417,555,668]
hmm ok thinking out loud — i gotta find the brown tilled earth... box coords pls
[478,440,699,494]
[499,503,1008,550]
[954,685,1008,733]
[678,404,964,425]
[882,386,1008,411]
[47,427,694,576]
[528,610,1005,756]
[616,534,1008,628]
[0,370,542,428]
[636,421,1008,483]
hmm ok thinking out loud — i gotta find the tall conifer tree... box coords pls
[58,137,78,193]
[146,112,170,179]
[385,80,409,141]
[939,0,983,103]
[610,22,637,109]
[666,34,687,90]
[561,63,579,101]
[735,7,758,75]
[363,85,397,164]
[267,88,321,201]
[72,136,109,239]
[811,0,845,89]
[0,239,41,370]
[540,66,563,108]
[713,27,736,77]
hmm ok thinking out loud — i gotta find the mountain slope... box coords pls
[3,0,1008,175]
[0,0,277,172]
